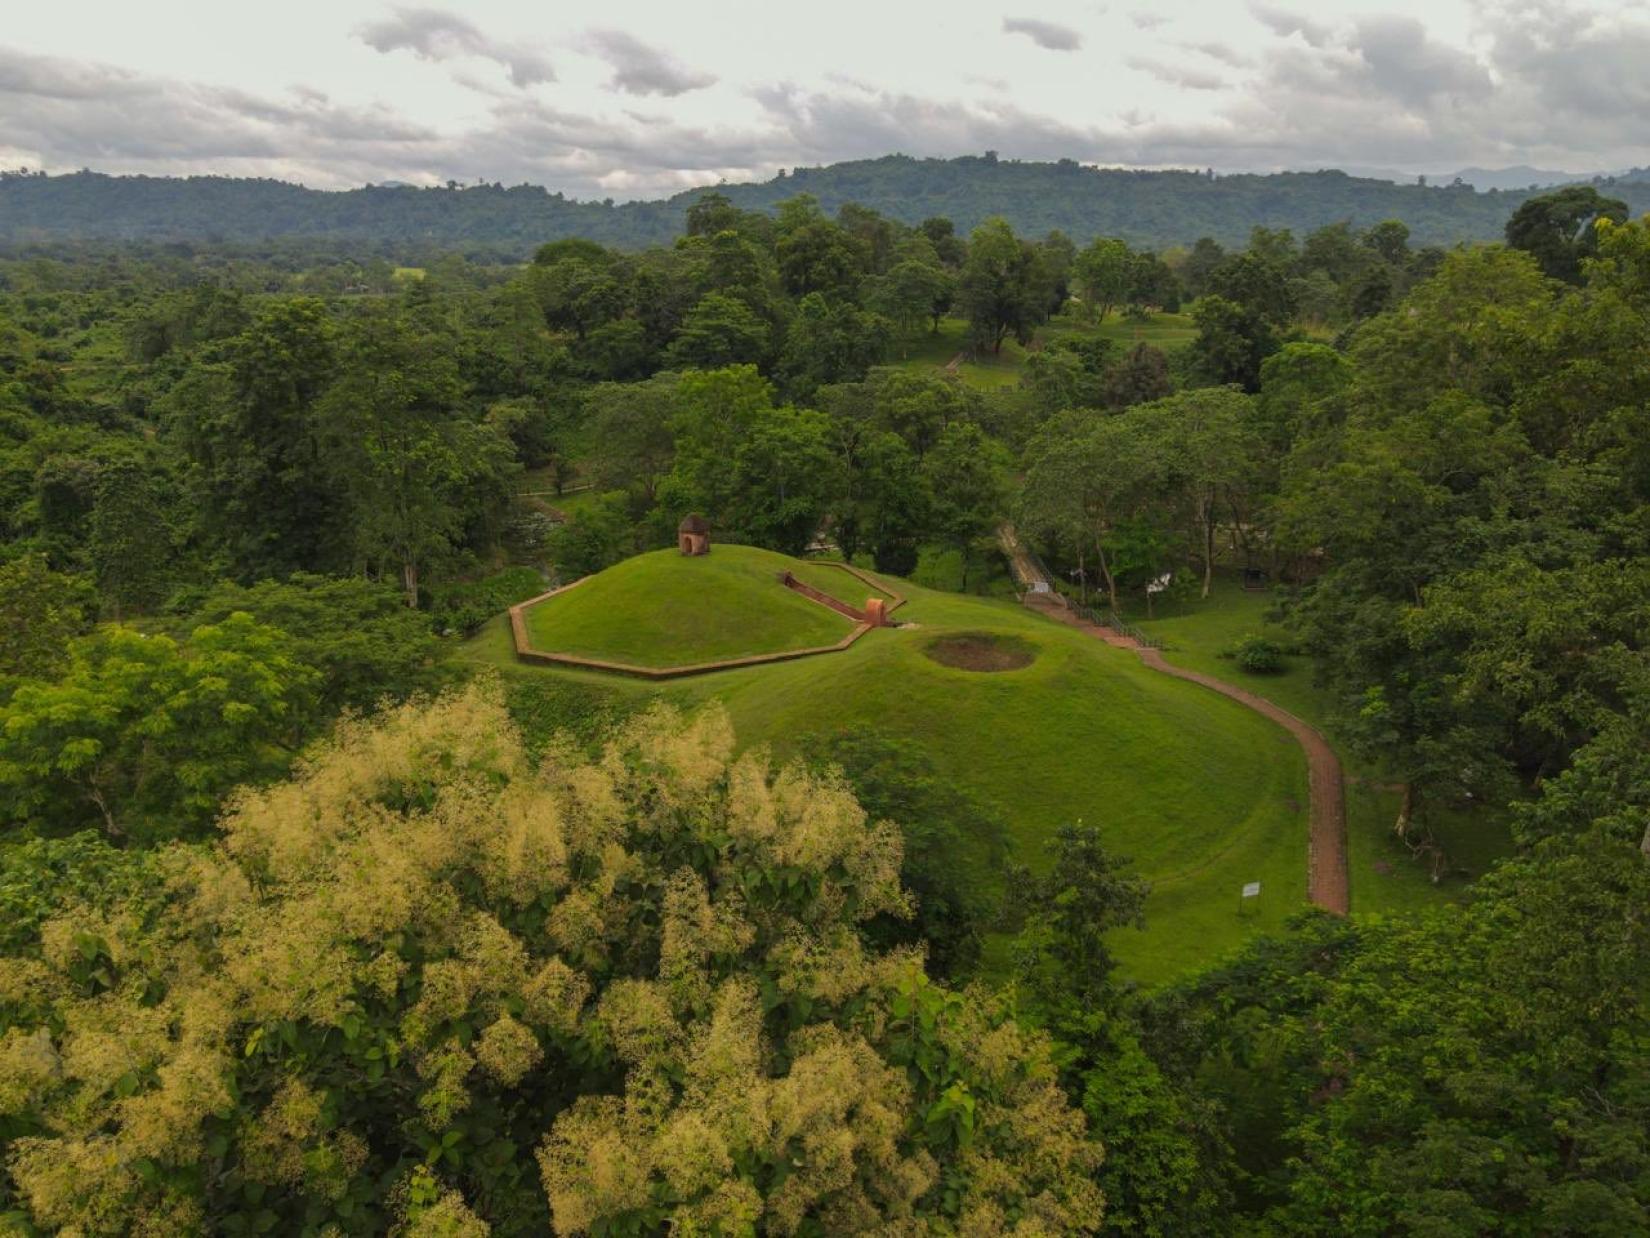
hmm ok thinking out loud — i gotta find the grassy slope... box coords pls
[890,312,1198,393]
[889,318,1027,390]
[524,546,856,667]
[1041,310,1198,353]
[783,560,895,607]
[467,558,1312,982]
[1127,574,1514,916]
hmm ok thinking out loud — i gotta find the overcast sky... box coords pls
[3,0,1647,200]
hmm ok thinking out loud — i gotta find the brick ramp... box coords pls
[1022,589,1350,916]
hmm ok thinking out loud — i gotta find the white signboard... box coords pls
[1241,882,1261,898]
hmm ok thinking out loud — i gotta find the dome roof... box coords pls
[678,513,711,535]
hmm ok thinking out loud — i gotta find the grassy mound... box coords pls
[784,559,895,608]
[524,545,857,668]
[923,632,1037,672]
[472,565,1310,983]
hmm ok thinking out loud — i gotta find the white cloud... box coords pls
[582,29,716,96]
[355,7,553,88]
[1127,57,1229,91]
[1249,2,1335,47]
[1002,16,1085,50]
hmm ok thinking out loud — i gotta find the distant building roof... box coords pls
[678,513,710,535]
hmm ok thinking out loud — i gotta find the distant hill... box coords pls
[1444,166,1597,192]
[5,155,1649,255]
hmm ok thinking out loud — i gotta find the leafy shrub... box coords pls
[545,493,634,578]
[428,566,545,635]
[807,728,1011,978]
[503,675,645,754]
[1228,633,1286,674]
[172,573,444,714]
[502,508,556,560]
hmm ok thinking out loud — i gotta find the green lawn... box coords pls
[1041,309,1198,353]
[465,556,1316,984]
[1125,572,1515,917]
[523,545,856,668]
[786,559,896,607]
[889,311,1198,394]
[889,318,1033,390]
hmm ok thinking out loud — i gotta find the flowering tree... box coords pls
[0,681,1101,1234]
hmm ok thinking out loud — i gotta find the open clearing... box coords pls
[467,553,1312,982]
[1126,573,1515,914]
[891,312,1200,392]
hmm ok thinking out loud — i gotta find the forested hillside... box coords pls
[7,155,1650,254]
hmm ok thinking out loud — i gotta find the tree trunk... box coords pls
[1394,782,1414,841]
[1094,535,1118,612]
[1202,493,1216,599]
[88,783,120,838]
[402,560,419,610]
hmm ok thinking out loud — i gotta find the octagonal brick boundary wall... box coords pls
[509,561,906,680]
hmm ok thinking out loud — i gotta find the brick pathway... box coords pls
[1022,590,1350,916]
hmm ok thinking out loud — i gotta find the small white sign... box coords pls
[1241,882,1261,898]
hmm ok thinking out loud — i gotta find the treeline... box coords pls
[9,155,1650,253]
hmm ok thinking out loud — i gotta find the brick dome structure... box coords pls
[677,513,711,556]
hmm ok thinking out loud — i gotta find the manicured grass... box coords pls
[1043,310,1198,353]
[786,559,896,607]
[890,311,1197,395]
[539,488,608,520]
[464,557,1315,984]
[1126,571,1515,917]
[889,318,1032,390]
[523,545,856,668]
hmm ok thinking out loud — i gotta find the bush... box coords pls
[428,566,545,635]
[1229,633,1286,674]
[544,492,634,578]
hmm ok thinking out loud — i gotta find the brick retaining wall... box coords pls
[509,560,906,679]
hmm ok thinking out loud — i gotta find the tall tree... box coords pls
[89,458,170,618]
[165,298,342,577]
[956,217,1049,354]
[1072,237,1131,322]
[321,310,517,606]
[1505,184,1629,283]
[923,421,1010,590]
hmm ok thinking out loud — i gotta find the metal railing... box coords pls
[1021,541,1167,650]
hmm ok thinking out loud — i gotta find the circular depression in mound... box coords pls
[922,632,1037,672]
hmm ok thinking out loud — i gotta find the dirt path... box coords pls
[1017,579,1350,916]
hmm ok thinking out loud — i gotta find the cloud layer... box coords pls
[2,1,1647,200]
[355,7,554,87]
[1002,17,1084,50]
[583,30,716,96]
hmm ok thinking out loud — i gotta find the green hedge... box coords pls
[429,567,546,635]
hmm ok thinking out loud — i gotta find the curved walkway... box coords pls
[1018,581,1349,916]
